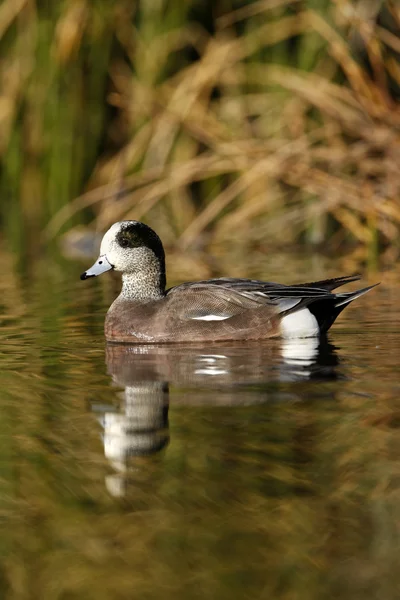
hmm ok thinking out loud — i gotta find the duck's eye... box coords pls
[119,238,130,248]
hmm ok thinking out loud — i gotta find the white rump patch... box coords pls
[280,308,319,338]
[191,314,230,321]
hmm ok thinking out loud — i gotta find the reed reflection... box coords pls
[96,339,339,496]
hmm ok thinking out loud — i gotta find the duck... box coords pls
[80,220,377,343]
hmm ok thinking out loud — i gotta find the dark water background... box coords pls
[0,251,399,600]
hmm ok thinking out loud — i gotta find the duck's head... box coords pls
[80,221,165,281]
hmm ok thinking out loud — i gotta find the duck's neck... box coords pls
[120,268,166,302]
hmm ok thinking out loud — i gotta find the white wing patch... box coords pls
[191,314,230,321]
[280,308,319,338]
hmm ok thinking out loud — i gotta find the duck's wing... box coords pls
[166,282,277,322]
[166,275,376,334]
[166,279,335,321]
[169,274,360,294]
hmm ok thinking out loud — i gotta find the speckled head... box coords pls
[80,221,166,293]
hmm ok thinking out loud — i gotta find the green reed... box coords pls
[0,1,399,265]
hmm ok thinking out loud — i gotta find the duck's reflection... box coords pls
[97,338,339,496]
[279,337,339,381]
[100,380,169,497]
[101,382,169,468]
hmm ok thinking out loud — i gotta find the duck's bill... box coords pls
[80,255,113,280]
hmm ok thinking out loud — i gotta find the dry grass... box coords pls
[0,1,399,266]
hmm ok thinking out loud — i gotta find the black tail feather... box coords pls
[309,282,379,334]
[296,274,361,292]
[334,283,380,308]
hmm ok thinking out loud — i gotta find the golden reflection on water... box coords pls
[0,255,399,599]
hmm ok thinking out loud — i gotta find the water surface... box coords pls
[0,254,398,600]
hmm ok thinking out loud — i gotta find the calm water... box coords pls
[0,253,399,600]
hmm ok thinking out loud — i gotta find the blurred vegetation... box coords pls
[0,0,399,266]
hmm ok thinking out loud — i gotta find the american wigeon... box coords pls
[80,221,377,343]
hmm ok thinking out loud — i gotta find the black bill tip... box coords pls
[80,272,94,281]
